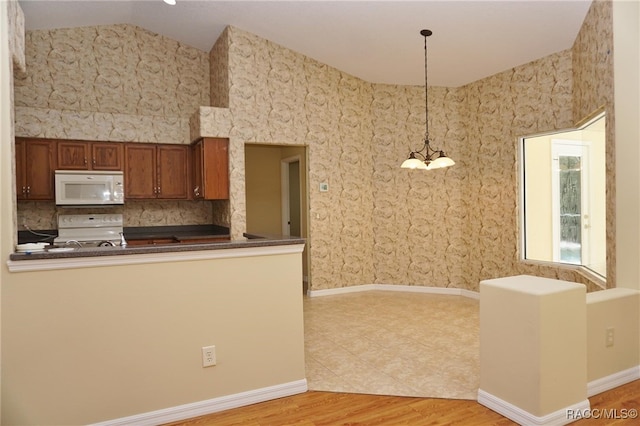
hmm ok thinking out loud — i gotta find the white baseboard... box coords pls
[90,379,308,426]
[477,389,590,425]
[587,365,640,397]
[307,283,480,300]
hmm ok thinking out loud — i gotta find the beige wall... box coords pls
[480,276,587,417]
[245,145,285,235]
[587,289,640,382]
[2,0,26,417]
[613,0,640,292]
[2,248,305,425]
[245,144,308,238]
[611,0,640,387]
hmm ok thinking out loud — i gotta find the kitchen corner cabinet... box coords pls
[124,143,189,199]
[192,138,229,200]
[57,140,123,171]
[15,138,56,200]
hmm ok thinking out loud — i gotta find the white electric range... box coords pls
[54,214,125,248]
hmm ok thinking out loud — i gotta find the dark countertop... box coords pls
[123,224,230,242]
[18,224,230,245]
[9,233,305,261]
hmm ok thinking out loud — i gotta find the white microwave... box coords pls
[54,170,125,206]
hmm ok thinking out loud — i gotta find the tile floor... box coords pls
[304,290,480,400]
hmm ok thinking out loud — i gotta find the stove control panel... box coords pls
[57,214,123,229]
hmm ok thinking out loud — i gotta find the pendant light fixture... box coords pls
[401,29,455,170]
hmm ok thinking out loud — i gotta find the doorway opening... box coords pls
[244,144,309,293]
[281,156,302,237]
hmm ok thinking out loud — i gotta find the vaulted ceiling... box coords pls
[19,0,593,87]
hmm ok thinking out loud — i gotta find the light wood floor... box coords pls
[166,379,640,425]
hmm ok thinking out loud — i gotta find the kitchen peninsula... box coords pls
[9,232,304,270]
[4,232,307,425]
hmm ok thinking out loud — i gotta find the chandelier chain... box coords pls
[424,33,429,142]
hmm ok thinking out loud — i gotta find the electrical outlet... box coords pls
[606,327,614,347]
[202,345,216,367]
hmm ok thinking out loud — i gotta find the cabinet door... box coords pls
[92,142,123,170]
[124,144,156,199]
[201,138,229,200]
[15,139,26,199]
[157,145,189,199]
[57,141,89,170]
[16,138,55,200]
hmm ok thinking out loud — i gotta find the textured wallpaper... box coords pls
[220,21,611,292]
[14,24,209,144]
[7,0,25,72]
[224,27,375,286]
[210,27,229,109]
[14,24,209,118]
[572,0,615,288]
[13,2,613,292]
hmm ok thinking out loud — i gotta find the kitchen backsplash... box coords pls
[17,200,224,231]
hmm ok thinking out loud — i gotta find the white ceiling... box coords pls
[18,0,593,87]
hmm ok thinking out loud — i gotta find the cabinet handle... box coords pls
[194,186,200,197]
[22,186,26,195]
[84,158,88,166]
[157,186,161,194]
[26,186,30,195]
[92,158,96,166]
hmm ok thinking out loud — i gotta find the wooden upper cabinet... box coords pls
[57,140,123,171]
[124,144,156,199]
[124,143,189,200]
[92,142,123,170]
[192,138,229,200]
[157,145,189,199]
[15,138,56,200]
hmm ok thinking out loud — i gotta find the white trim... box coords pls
[7,243,305,273]
[307,284,479,300]
[477,389,590,426]
[587,365,640,397]
[90,379,308,426]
